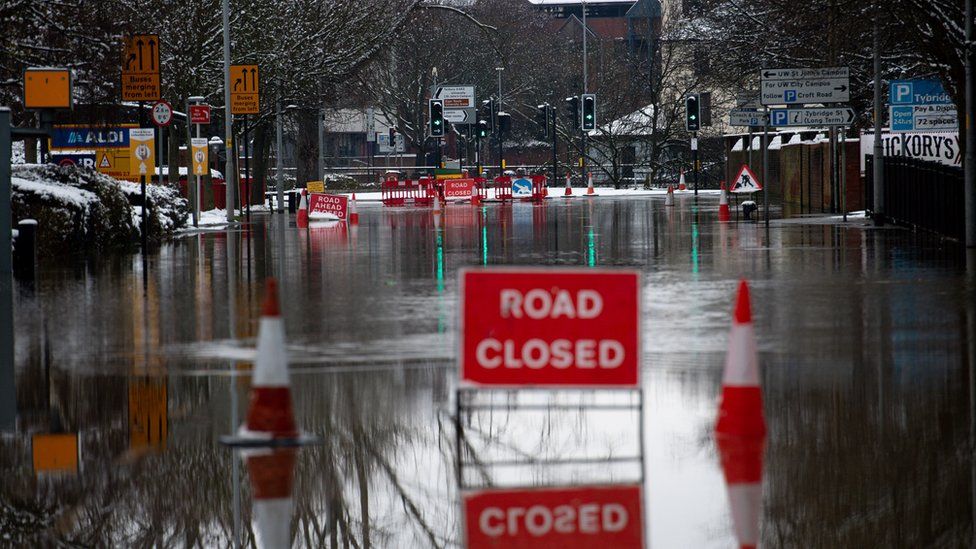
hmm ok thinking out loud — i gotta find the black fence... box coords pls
[865,156,965,241]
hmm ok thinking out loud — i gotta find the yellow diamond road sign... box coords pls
[230,64,260,115]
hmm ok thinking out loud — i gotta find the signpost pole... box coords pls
[195,115,202,227]
[966,0,976,247]
[872,13,885,226]
[186,99,197,227]
[0,108,16,432]
[693,131,699,196]
[141,173,147,250]
[157,125,163,186]
[841,128,847,222]
[552,107,558,186]
[763,109,769,228]
[275,98,284,213]
[222,0,234,223]
[244,115,251,221]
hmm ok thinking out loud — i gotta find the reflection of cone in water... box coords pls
[719,181,731,222]
[564,173,573,196]
[241,278,299,440]
[297,189,308,228]
[665,185,675,207]
[716,280,766,437]
[246,448,296,549]
[678,169,687,191]
[717,434,764,549]
[349,193,359,224]
[586,172,595,195]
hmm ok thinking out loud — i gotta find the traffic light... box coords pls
[685,94,700,132]
[581,94,596,131]
[477,119,488,139]
[388,127,396,146]
[429,99,444,137]
[564,96,580,129]
[497,111,511,133]
[480,99,495,134]
[536,104,550,139]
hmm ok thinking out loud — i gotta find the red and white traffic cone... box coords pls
[348,193,359,225]
[470,181,481,206]
[241,278,299,441]
[246,448,296,549]
[678,169,687,191]
[586,172,595,195]
[719,182,731,222]
[296,190,309,228]
[716,280,766,437]
[564,173,573,196]
[717,434,764,549]
[665,185,675,207]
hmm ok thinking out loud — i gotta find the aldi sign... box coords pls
[460,268,640,388]
[51,126,132,149]
[463,485,644,548]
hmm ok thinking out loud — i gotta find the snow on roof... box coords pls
[592,104,657,137]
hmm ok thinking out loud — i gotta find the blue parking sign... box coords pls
[784,90,797,103]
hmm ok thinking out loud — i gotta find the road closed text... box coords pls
[463,485,643,548]
[461,269,640,387]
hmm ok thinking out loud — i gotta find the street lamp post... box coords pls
[496,67,504,173]
[221,0,235,222]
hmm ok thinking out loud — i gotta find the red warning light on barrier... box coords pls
[463,484,644,549]
[460,268,640,388]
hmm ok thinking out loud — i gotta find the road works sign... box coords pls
[122,34,161,101]
[889,79,957,132]
[460,268,640,388]
[730,164,762,193]
[191,138,208,176]
[444,178,474,199]
[760,67,849,105]
[309,193,348,220]
[24,68,73,110]
[769,107,854,127]
[463,485,644,549]
[230,64,260,115]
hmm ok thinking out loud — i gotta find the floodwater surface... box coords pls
[4,194,975,548]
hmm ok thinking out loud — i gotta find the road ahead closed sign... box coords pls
[460,268,640,388]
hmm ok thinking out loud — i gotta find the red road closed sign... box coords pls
[460,268,640,388]
[309,193,348,220]
[189,104,211,125]
[444,178,474,199]
[463,485,644,548]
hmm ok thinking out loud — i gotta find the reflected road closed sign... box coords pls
[460,268,640,388]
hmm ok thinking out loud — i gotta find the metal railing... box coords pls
[865,156,965,241]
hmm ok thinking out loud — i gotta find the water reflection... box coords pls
[2,198,973,546]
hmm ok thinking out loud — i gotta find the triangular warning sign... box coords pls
[730,164,762,194]
[98,153,111,168]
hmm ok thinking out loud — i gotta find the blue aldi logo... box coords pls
[51,126,132,149]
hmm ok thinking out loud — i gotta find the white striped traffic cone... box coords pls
[564,173,573,196]
[349,193,359,225]
[716,280,766,437]
[665,185,675,207]
[719,182,731,222]
[296,190,309,228]
[470,181,481,206]
[678,169,687,191]
[717,434,764,549]
[246,448,296,549]
[241,278,299,441]
[586,172,595,195]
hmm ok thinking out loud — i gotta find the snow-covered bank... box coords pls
[11,164,188,253]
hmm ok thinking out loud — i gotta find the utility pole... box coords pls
[318,104,326,184]
[221,0,235,222]
[496,67,504,173]
[581,0,588,177]
[966,0,976,247]
[872,8,885,226]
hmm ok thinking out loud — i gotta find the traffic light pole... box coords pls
[551,110,558,186]
[692,131,699,196]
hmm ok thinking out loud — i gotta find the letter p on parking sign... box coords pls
[460,268,641,388]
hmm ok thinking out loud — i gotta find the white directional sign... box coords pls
[433,85,475,124]
[760,67,850,106]
[365,107,376,142]
[729,108,765,127]
[377,133,405,153]
[769,107,855,127]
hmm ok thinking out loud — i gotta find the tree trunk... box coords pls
[252,122,270,207]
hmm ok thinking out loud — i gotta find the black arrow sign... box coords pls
[125,53,136,70]
[240,67,247,91]
[148,37,156,71]
[234,78,242,91]
[835,85,847,92]
[136,39,144,71]
[763,71,775,78]
[250,68,256,91]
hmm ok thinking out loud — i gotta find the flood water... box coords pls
[4,194,976,547]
